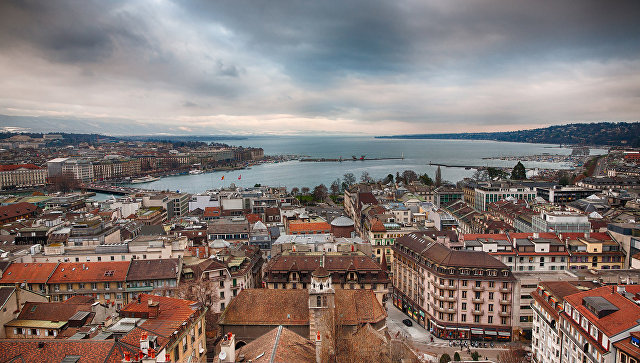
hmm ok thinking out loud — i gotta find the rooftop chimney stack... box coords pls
[219,332,236,363]
[140,332,149,355]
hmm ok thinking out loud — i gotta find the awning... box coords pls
[498,332,511,337]
[471,329,483,334]
[457,327,470,331]
[432,321,444,329]
[485,331,497,336]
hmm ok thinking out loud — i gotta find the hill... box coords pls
[377,122,640,147]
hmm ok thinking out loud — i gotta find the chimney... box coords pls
[14,283,21,315]
[140,332,149,355]
[147,299,159,319]
[219,332,236,363]
[122,351,131,362]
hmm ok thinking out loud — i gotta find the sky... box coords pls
[0,0,639,136]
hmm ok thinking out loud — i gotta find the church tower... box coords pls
[308,264,335,362]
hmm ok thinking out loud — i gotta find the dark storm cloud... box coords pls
[0,0,638,134]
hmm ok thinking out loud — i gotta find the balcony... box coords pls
[499,311,510,317]
[445,296,457,302]
[435,305,447,313]
[500,287,510,293]
[472,286,485,292]
[472,309,484,315]
[500,299,510,305]
[472,298,484,304]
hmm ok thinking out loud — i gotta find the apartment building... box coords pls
[393,232,515,341]
[531,211,591,234]
[0,164,47,190]
[46,261,130,308]
[474,185,536,211]
[530,281,588,363]
[194,244,263,313]
[560,285,640,363]
[564,233,625,270]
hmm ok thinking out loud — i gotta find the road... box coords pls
[385,302,525,362]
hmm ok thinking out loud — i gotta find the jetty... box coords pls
[300,154,404,162]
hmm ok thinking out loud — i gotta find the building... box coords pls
[0,202,38,224]
[218,275,387,347]
[560,285,640,363]
[288,219,332,235]
[207,217,250,242]
[61,158,94,182]
[537,186,600,204]
[47,261,130,308]
[0,164,47,190]
[0,262,59,295]
[607,223,640,268]
[125,258,181,300]
[614,331,640,363]
[194,244,263,313]
[0,286,49,338]
[330,216,355,238]
[474,185,536,211]
[118,294,208,363]
[531,211,591,234]
[530,281,590,363]
[263,252,390,304]
[564,232,625,270]
[392,232,515,341]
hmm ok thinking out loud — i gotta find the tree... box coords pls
[313,184,328,202]
[360,171,373,184]
[254,183,261,187]
[470,351,480,361]
[291,187,300,195]
[435,166,442,187]
[343,172,356,187]
[48,172,80,193]
[439,353,451,363]
[487,167,507,180]
[383,173,394,184]
[453,352,461,361]
[330,179,341,196]
[419,173,433,185]
[402,170,418,184]
[496,347,527,363]
[301,186,310,195]
[558,171,572,186]
[175,279,219,331]
[511,161,527,180]
[395,172,401,184]
[472,169,489,181]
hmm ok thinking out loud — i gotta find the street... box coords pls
[385,302,522,362]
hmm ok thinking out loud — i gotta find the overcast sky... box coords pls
[0,0,639,135]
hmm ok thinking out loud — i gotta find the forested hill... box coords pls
[377,122,640,147]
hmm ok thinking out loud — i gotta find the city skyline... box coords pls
[1,1,639,136]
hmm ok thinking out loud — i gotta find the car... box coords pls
[402,319,413,327]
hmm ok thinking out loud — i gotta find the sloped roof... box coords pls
[288,221,331,233]
[0,340,135,363]
[219,289,386,327]
[236,326,315,363]
[18,301,92,321]
[564,285,640,337]
[0,202,38,220]
[0,164,42,172]
[48,261,130,284]
[127,259,179,281]
[0,262,58,284]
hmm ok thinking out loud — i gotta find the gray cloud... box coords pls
[0,0,638,134]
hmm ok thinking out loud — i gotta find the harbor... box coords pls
[300,154,404,162]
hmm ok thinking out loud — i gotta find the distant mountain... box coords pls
[377,122,640,147]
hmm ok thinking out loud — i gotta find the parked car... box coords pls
[402,319,413,327]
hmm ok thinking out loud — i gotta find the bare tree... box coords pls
[330,179,341,196]
[313,184,328,202]
[360,171,373,184]
[402,170,418,184]
[343,173,356,187]
[435,166,442,187]
[496,347,528,363]
[301,186,310,195]
[291,187,300,195]
[175,280,220,331]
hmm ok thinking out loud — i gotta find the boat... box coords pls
[189,169,204,175]
[130,176,160,184]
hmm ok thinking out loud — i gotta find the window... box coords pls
[91,283,97,290]
[462,303,467,310]
[462,291,467,299]
[488,316,493,324]
[220,291,225,299]
[220,302,225,310]
[317,296,322,307]
[105,282,110,290]
[476,281,481,287]
[79,283,85,289]
[461,314,466,322]
[474,315,480,323]
[489,292,494,300]
[117,282,123,289]
[67,283,73,291]
[219,280,224,288]
[489,281,494,288]
[489,304,494,312]
[462,280,468,287]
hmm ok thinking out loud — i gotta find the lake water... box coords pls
[121,136,606,193]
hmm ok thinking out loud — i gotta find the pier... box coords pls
[81,184,147,195]
[429,162,480,169]
[300,155,404,162]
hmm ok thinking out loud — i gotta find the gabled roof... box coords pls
[126,259,179,281]
[237,325,315,363]
[48,261,130,284]
[18,301,92,321]
[0,164,42,172]
[0,262,58,284]
[0,340,135,363]
[0,202,38,220]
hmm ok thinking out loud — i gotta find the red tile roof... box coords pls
[119,294,201,352]
[564,285,640,337]
[561,232,613,241]
[0,164,42,172]
[0,262,58,284]
[48,261,130,284]
[0,340,134,363]
[0,202,38,221]
[288,221,331,233]
[246,213,262,224]
[462,233,510,241]
[237,326,315,363]
[204,207,221,217]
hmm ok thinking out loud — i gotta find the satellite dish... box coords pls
[219,351,227,360]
